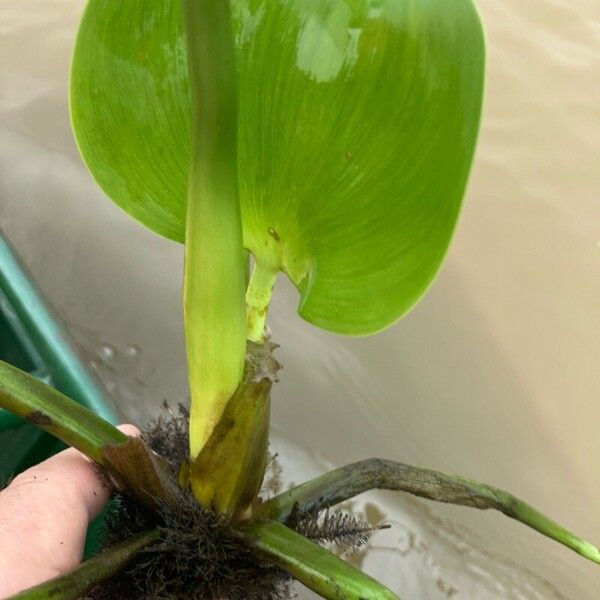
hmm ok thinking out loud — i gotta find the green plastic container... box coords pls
[0,292,64,477]
[0,233,117,553]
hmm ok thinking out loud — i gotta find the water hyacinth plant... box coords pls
[1,1,598,598]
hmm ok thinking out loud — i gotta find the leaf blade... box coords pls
[71,0,485,335]
[69,0,189,242]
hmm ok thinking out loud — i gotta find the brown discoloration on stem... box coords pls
[258,458,505,521]
[189,378,271,517]
[26,410,53,427]
[0,358,127,465]
[102,437,182,511]
[256,458,600,566]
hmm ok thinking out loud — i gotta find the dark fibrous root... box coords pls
[142,401,190,470]
[89,403,290,600]
[262,453,381,555]
[89,491,290,600]
[289,507,385,555]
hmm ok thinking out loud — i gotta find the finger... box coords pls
[0,424,139,597]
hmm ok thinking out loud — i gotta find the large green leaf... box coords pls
[71,0,485,334]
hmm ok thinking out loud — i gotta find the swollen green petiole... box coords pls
[182,0,247,460]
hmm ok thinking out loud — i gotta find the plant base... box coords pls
[89,405,379,599]
[90,406,291,600]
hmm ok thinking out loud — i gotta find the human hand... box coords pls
[0,424,139,598]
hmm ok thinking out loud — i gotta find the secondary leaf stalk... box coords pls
[246,262,278,342]
[0,360,179,510]
[182,0,247,460]
[258,458,600,565]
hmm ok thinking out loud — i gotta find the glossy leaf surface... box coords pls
[71,0,485,334]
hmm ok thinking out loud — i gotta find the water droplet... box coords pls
[99,344,115,360]
[126,344,142,358]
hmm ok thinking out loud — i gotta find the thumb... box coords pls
[0,424,139,598]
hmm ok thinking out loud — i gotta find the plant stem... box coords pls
[0,359,179,509]
[246,262,278,342]
[240,520,400,600]
[257,458,600,565]
[6,530,159,600]
[0,359,126,465]
[182,0,247,460]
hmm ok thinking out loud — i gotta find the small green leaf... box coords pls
[0,359,126,464]
[5,530,158,600]
[71,0,485,335]
[240,520,400,600]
